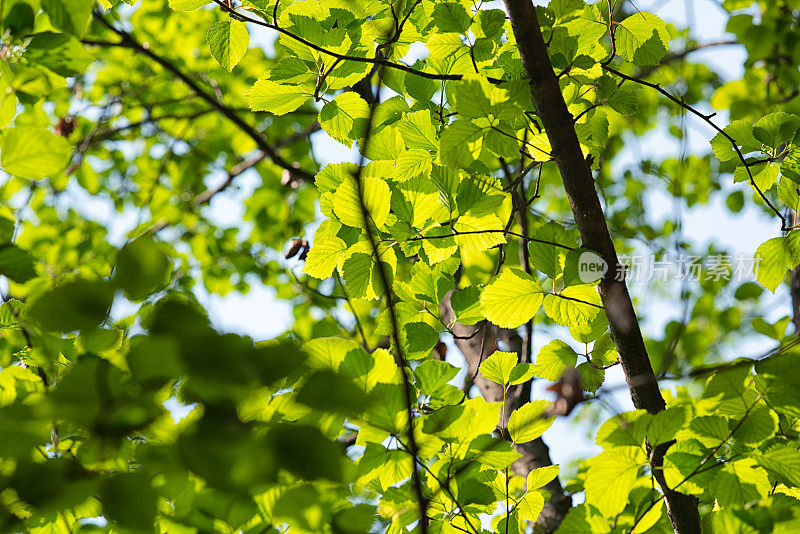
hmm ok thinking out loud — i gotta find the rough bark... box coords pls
[500,0,700,531]
[440,296,571,533]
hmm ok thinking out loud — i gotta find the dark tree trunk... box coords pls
[500,1,701,531]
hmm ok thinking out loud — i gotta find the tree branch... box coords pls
[602,64,787,230]
[212,0,502,84]
[501,1,700,531]
[86,12,316,183]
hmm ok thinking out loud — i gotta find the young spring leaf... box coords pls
[0,126,72,179]
[320,92,370,147]
[478,350,518,385]
[207,20,249,72]
[480,268,544,328]
[614,12,670,66]
[532,340,578,382]
[508,400,554,443]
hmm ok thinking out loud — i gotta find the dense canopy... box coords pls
[2,0,800,532]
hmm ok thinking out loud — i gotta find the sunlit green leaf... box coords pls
[207,20,249,72]
[481,268,544,328]
[0,126,72,179]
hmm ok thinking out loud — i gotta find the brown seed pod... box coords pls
[285,239,304,259]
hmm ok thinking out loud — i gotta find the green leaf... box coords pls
[453,213,506,252]
[0,244,36,283]
[720,400,778,444]
[0,301,19,328]
[556,504,612,533]
[423,397,500,442]
[615,12,669,65]
[710,458,770,507]
[247,78,313,115]
[342,253,379,299]
[584,447,645,518]
[754,236,796,291]
[527,464,559,490]
[402,322,438,354]
[421,226,459,264]
[433,3,471,33]
[451,75,494,119]
[595,410,652,448]
[480,268,544,328]
[755,444,800,486]
[755,352,800,418]
[532,340,577,381]
[357,443,413,490]
[415,360,459,396]
[752,112,800,150]
[474,9,506,40]
[508,363,536,385]
[529,221,575,278]
[25,32,93,77]
[27,279,113,332]
[393,148,433,182]
[508,400,554,443]
[320,92,370,147]
[571,313,609,343]
[333,175,391,229]
[9,458,97,513]
[41,0,92,36]
[207,20,249,72]
[268,424,343,482]
[397,110,438,152]
[543,285,602,326]
[169,0,209,10]
[438,120,485,168]
[645,405,689,446]
[450,286,483,325]
[303,226,347,279]
[467,435,521,468]
[479,350,518,385]
[516,491,545,523]
[602,82,638,116]
[711,119,760,161]
[409,260,455,305]
[398,173,440,228]
[1,126,72,179]
[751,162,780,192]
[778,176,800,211]
[3,3,35,37]
[113,237,170,301]
[296,370,368,415]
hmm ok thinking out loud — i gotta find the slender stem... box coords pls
[348,74,429,532]
[602,64,786,230]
